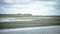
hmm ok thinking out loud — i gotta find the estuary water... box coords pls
[0,17,57,22]
[0,25,60,34]
[0,17,60,34]
[0,17,39,22]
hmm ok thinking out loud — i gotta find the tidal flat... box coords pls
[0,16,60,29]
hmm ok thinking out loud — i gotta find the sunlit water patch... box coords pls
[0,18,38,22]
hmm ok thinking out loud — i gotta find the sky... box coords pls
[0,0,60,15]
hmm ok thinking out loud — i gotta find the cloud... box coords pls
[35,0,60,1]
[3,0,33,4]
[0,0,32,5]
[0,0,5,3]
[0,0,60,15]
[0,0,59,5]
[1,1,56,15]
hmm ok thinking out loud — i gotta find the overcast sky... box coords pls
[0,0,60,15]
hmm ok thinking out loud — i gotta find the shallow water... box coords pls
[0,17,60,22]
[0,17,60,34]
[0,17,38,22]
[0,17,60,28]
[0,25,60,34]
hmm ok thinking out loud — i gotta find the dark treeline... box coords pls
[0,14,60,17]
[0,14,32,17]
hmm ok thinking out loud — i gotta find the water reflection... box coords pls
[0,17,39,22]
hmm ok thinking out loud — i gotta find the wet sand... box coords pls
[0,17,60,29]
